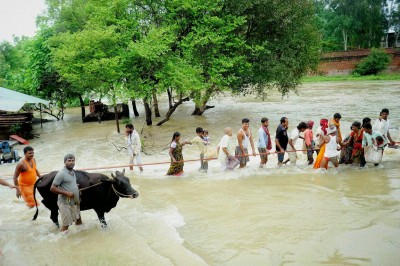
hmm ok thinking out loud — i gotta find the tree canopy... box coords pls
[1,0,323,125]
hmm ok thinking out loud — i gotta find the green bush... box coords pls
[353,48,391,76]
[121,117,132,124]
[9,123,22,134]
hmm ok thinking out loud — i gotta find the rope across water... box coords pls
[1,143,399,180]
[0,147,318,180]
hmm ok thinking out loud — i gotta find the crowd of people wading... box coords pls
[0,108,397,235]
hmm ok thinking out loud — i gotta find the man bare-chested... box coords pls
[235,118,256,168]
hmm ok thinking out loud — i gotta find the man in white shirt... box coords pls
[372,108,395,146]
[125,123,143,171]
[287,122,308,165]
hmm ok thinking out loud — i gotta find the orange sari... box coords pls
[313,143,326,169]
[19,159,39,207]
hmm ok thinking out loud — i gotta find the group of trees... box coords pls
[315,0,400,51]
[2,0,320,125]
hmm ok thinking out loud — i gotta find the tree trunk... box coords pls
[114,106,120,133]
[191,86,216,116]
[386,0,394,48]
[191,104,215,115]
[156,94,190,126]
[121,103,129,118]
[342,29,348,51]
[152,92,161,117]
[131,99,139,116]
[143,97,153,125]
[79,95,86,122]
[368,28,371,48]
[386,33,389,48]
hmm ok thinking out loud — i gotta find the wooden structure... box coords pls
[0,112,33,139]
[83,102,129,123]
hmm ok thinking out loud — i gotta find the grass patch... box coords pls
[302,73,400,83]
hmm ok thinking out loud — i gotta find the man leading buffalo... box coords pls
[50,154,82,232]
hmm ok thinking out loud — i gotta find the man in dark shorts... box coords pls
[275,117,289,166]
[50,154,82,232]
[235,118,257,168]
[257,117,271,168]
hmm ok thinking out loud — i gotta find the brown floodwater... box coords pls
[0,81,399,265]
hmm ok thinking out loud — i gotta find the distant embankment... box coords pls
[317,48,400,76]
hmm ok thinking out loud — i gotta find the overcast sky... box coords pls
[0,0,46,43]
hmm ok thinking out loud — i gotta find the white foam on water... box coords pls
[126,205,186,244]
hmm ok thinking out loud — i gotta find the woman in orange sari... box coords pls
[314,119,329,169]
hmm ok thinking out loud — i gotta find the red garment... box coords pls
[320,119,329,135]
[262,126,272,150]
[350,129,364,157]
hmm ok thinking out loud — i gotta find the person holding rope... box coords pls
[50,154,82,232]
[329,113,343,143]
[320,126,340,169]
[0,178,17,189]
[342,121,364,166]
[286,122,308,165]
[125,123,143,172]
[12,146,42,208]
[188,127,208,172]
[236,118,257,169]
[257,117,272,168]
[314,119,329,168]
[167,132,189,176]
[217,127,239,170]
[275,117,289,166]
[362,123,385,165]
[303,120,315,165]
[373,108,396,147]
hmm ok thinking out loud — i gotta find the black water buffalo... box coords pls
[33,169,138,227]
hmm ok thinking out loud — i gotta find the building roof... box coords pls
[0,87,50,112]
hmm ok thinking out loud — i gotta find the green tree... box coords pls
[26,28,74,120]
[224,0,320,99]
[316,0,386,51]
[0,38,32,91]
[39,0,320,125]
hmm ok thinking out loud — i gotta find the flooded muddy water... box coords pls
[1,81,399,265]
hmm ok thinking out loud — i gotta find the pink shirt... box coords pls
[304,129,313,146]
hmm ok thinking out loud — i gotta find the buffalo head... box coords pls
[109,169,139,198]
